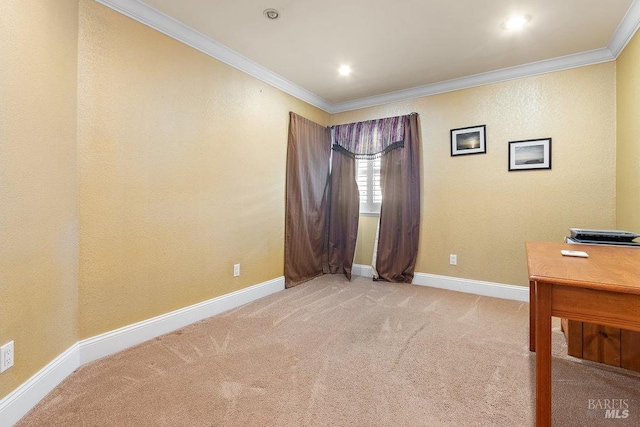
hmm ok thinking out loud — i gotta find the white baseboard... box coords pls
[0,277,284,427]
[0,344,79,427]
[413,272,529,302]
[79,276,284,365]
[0,271,526,425]
[352,264,528,302]
[351,263,374,278]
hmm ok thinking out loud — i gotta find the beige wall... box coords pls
[0,0,328,401]
[616,30,640,232]
[0,0,630,407]
[77,0,329,338]
[0,0,80,399]
[337,63,617,286]
[354,216,379,265]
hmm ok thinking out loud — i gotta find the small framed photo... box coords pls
[508,138,552,171]
[451,125,486,156]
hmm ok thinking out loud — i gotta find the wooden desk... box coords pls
[526,241,640,427]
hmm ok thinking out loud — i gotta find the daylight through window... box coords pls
[356,157,381,214]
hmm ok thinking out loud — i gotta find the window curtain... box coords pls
[333,116,405,160]
[333,114,419,283]
[285,112,420,287]
[328,116,406,281]
[374,113,421,283]
[327,149,359,279]
[284,112,331,288]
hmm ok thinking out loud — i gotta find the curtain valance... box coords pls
[333,115,407,159]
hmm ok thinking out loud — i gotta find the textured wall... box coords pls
[354,216,378,265]
[77,0,329,338]
[616,30,640,232]
[337,63,616,286]
[0,0,624,407]
[0,0,79,399]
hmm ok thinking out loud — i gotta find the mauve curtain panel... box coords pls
[376,114,421,283]
[327,149,359,280]
[284,112,331,288]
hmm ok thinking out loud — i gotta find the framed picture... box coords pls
[450,125,486,156]
[508,138,552,171]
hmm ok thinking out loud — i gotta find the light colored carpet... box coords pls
[17,275,640,426]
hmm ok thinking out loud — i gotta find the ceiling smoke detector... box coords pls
[263,8,280,20]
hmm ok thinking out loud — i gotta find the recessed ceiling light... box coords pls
[263,8,280,20]
[504,15,529,30]
[339,65,352,76]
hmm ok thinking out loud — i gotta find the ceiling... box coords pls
[103,0,639,112]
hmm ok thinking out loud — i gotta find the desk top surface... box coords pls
[525,241,640,294]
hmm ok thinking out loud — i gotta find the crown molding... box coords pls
[330,48,615,113]
[95,0,638,115]
[608,0,640,57]
[94,0,333,113]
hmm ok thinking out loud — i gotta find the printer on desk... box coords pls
[561,228,640,373]
[565,228,640,246]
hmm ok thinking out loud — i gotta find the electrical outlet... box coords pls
[233,263,240,277]
[1,341,14,373]
[449,254,457,266]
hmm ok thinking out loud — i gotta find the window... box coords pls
[356,158,381,214]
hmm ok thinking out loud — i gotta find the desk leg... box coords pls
[530,280,536,352]
[535,282,552,427]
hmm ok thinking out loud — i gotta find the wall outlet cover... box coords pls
[1,341,14,372]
